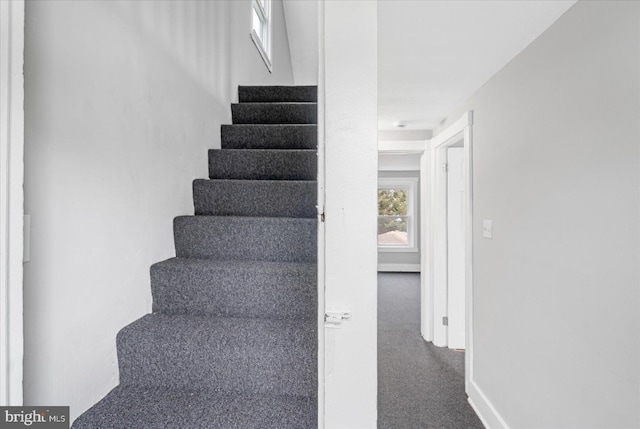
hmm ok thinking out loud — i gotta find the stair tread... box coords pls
[151,258,316,319]
[193,179,317,218]
[221,124,317,150]
[117,314,317,395]
[239,85,317,103]
[118,313,317,345]
[72,386,316,429]
[209,149,317,180]
[174,215,317,262]
[152,257,316,272]
[231,103,317,125]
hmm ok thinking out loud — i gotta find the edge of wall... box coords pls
[467,380,510,429]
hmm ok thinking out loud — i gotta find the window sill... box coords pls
[378,246,419,253]
[250,30,272,73]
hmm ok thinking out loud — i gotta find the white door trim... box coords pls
[316,1,325,427]
[0,0,25,406]
[421,111,474,388]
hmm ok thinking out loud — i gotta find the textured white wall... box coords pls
[323,1,378,427]
[435,1,639,427]
[23,0,293,420]
[282,0,319,85]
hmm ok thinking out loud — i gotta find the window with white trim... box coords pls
[378,177,418,252]
[251,0,272,72]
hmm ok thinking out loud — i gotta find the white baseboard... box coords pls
[377,263,420,272]
[467,379,509,429]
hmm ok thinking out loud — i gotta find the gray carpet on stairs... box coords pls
[239,85,317,103]
[72,85,318,429]
[117,314,317,396]
[193,179,317,218]
[231,103,317,125]
[151,259,317,319]
[173,216,317,262]
[221,124,317,150]
[71,387,316,429]
[378,273,484,429]
[209,149,317,181]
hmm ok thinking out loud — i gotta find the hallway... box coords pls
[378,273,483,429]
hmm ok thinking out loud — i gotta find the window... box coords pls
[251,0,272,72]
[378,178,418,252]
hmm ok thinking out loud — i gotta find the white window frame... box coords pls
[377,177,419,253]
[250,0,272,72]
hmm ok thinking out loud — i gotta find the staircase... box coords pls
[72,86,318,429]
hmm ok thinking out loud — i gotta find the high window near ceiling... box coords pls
[378,177,418,252]
[251,0,272,72]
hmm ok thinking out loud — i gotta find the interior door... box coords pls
[446,147,465,349]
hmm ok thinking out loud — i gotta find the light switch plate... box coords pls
[483,219,493,239]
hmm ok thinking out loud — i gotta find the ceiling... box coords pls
[283,0,576,131]
[377,0,576,130]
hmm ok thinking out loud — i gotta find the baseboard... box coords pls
[377,263,420,272]
[467,379,509,429]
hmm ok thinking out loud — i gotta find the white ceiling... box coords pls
[377,0,576,130]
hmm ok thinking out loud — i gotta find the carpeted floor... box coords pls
[378,272,484,429]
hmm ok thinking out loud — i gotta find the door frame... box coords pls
[0,0,25,406]
[421,111,474,390]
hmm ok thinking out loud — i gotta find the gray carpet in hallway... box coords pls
[378,272,484,429]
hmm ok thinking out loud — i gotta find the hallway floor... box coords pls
[378,272,484,429]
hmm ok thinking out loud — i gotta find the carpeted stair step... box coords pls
[150,258,317,320]
[239,85,317,103]
[209,149,317,181]
[71,386,317,429]
[117,314,317,396]
[221,124,317,150]
[193,179,317,218]
[231,103,317,125]
[174,216,317,262]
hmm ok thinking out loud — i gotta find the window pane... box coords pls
[378,189,408,216]
[252,8,263,41]
[378,217,409,245]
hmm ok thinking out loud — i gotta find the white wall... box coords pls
[377,129,431,141]
[435,2,639,427]
[23,0,293,420]
[378,153,421,172]
[230,0,294,95]
[282,0,319,85]
[323,1,378,427]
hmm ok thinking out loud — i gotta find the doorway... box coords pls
[422,111,474,389]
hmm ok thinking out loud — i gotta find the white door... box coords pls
[446,147,465,349]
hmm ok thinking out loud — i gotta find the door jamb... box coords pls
[0,0,25,406]
[316,1,325,427]
[421,111,473,392]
